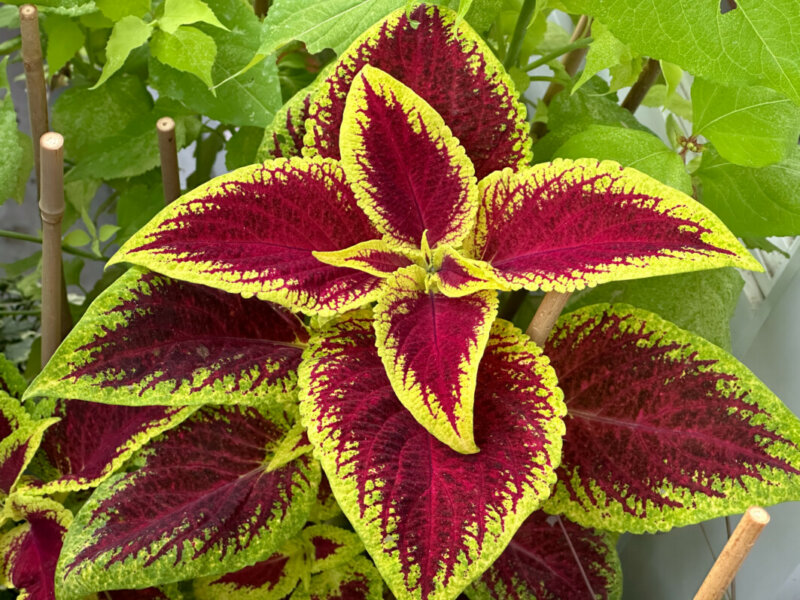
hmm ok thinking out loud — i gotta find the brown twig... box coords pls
[157,117,181,204]
[620,57,661,113]
[39,133,65,367]
[530,15,591,141]
[253,0,269,19]
[693,507,769,600]
[525,291,571,347]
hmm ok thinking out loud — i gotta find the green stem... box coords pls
[503,0,537,70]
[93,190,120,221]
[0,229,105,261]
[525,37,593,72]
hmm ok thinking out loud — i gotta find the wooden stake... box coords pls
[157,117,181,204]
[525,291,571,347]
[693,507,770,600]
[19,5,48,186]
[20,4,72,336]
[39,132,65,367]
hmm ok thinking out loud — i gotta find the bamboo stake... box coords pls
[39,132,65,367]
[157,117,181,204]
[20,4,73,336]
[525,291,571,347]
[19,5,48,185]
[693,507,770,600]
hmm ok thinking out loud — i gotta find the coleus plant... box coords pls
[3,4,800,600]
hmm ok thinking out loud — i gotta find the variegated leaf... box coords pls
[258,86,315,161]
[339,65,478,251]
[302,524,364,574]
[26,267,306,407]
[309,474,341,522]
[314,239,414,278]
[305,4,531,180]
[466,511,622,600]
[544,304,800,532]
[109,158,384,316]
[107,586,183,599]
[290,556,383,600]
[0,395,58,499]
[0,355,26,399]
[299,312,565,600]
[0,494,72,600]
[431,245,510,298]
[194,538,306,600]
[55,404,320,597]
[464,159,761,293]
[374,266,498,454]
[18,398,195,496]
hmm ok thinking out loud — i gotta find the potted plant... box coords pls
[2,1,800,599]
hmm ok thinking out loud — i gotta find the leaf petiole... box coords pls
[0,229,106,261]
[524,36,593,72]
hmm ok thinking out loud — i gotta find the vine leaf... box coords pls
[563,0,800,105]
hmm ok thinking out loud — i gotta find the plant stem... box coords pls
[524,36,593,72]
[525,291,571,346]
[530,14,591,141]
[0,310,40,316]
[0,229,104,261]
[528,75,563,83]
[503,0,537,70]
[254,0,270,19]
[620,57,661,113]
